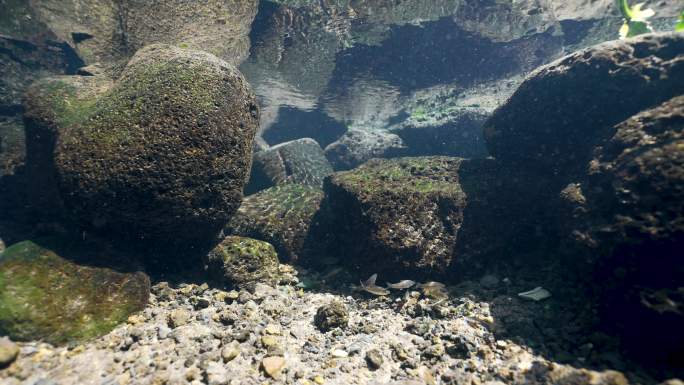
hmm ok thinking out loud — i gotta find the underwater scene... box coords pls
[0,0,683,384]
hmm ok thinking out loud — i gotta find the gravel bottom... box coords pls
[0,265,665,385]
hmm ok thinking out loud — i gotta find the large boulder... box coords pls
[225,184,323,262]
[319,156,560,278]
[244,138,333,195]
[0,240,150,345]
[27,0,258,69]
[320,157,466,277]
[484,33,684,179]
[564,96,684,368]
[23,44,259,246]
[205,236,280,289]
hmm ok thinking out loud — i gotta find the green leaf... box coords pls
[676,10,684,32]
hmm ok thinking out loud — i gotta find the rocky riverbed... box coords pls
[0,263,675,385]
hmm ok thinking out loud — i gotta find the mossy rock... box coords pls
[206,236,280,289]
[226,184,323,262]
[0,241,150,345]
[23,44,259,247]
[321,157,466,277]
[565,95,684,367]
[484,33,684,180]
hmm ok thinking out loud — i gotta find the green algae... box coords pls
[0,241,150,345]
[206,236,280,288]
[226,184,324,262]
[336,157,461,195]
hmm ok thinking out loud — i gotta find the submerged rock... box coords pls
[567,95,684,367]
[24,44,259,247]
[225,184,324,262]
[324,128,405,171]
[205,236,280,289]
[0,241,149,345]
[0,116,24,177]
[321,157,466,276]
[245,138,333,194]
[28,0,258,68]
[0,337,19,368]
[484,32,684,179]
[314,301,349,332]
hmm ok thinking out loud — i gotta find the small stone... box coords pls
[221,341,240,363]
[157,324,172,340]
[190,296,210,309]
[168,309,192,328]
[314,301,349,332]
[0,337,19,367]
[479,274,499,289]
[226,291,239,301]
[261,335,278,348]
[365,349,383,370]
[262,356,286,379]
[127,314,146,325]
[263,324,281,335]
[391,343,409,361]
[313,375,325,384]
[331,349,348,358]
[216,310,237,325]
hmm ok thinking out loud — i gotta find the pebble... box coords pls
[168,309,191,328]
[262,356,286,379]
[220,341,240,363]
[331,349,348,358]
[314,301,349,332]
[365,349,383,370]
[0,337,19,367]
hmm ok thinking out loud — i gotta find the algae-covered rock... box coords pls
[321,157,466,277]
[225,184,323,262]
[205,236,280,289]
[0,116,25,176]
[245,138,333,195]
[0,241,150,345]
[23,44,259,246]
[28,0,258,68]
[314,301,349,332]
[484,33,684,179]
[566,95,684,366]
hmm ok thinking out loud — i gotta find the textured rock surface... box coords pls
[484,33,684,178]
[324,129,404,170]
[0,337,19,368]
[226,184,323,262]
[314,301,349,332]
[321,157,466,277]
[245,138,333,194]
[0,240,150,345]
[563,96,684,368]
[0,116,25,176]
[0,273,656,384]
[23,44,259,245]
[206,236,281,289]
[27,0,258,69]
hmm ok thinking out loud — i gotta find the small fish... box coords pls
[360,274,390,296]
[417,281,446,290]
[386,280,416,290]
